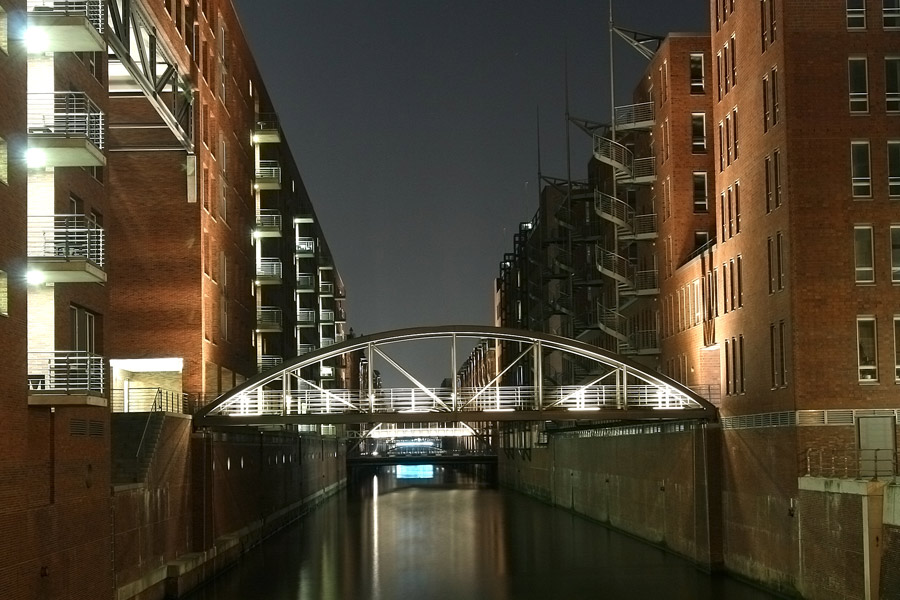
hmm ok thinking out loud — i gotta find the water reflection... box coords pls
[188,465,777,600]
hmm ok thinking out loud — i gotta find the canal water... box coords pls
[187,464,779,599]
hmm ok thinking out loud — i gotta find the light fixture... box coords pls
[26,270,46,285]
[26,148,47,168]
[25,27,49,53]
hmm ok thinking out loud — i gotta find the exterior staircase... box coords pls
[111,412,165,484]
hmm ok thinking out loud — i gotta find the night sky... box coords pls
[231,0,709,385]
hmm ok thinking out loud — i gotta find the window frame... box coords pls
[887,57,900,112]
[854,225,876,283]
[690,53,705,94]
[849,57,870,113]
[890,225,900,283]
[857,316,878,382]
[888,140,900,197]
[847,0,867,28]
[851,141,873,197]
[691,112,707,153]
[885,0,900,28]
[693,171,709,212]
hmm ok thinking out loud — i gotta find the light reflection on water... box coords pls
[187,465,779,600]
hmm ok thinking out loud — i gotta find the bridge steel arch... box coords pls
[194,325,718,427]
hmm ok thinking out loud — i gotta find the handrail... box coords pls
[27,214,105,266]
[27,91,105,150]
[27,1,105,34]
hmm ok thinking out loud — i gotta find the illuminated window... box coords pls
[847,0,866,28]
[851,141,872,197]
[858,317,878,381]
[849,57,869,112]
[0,270,7,316]
[854,225,875,282]
[690,53,705,94]
[692,172,708,212]
[691,113,707,153]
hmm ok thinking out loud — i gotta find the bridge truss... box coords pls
[194,326,717,427]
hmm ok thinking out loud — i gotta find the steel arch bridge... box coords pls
[194,326,717,427]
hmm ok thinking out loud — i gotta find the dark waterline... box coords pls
[187,465,779,600]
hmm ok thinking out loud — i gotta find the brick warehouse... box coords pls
[491,1,900,598]
[0,0,350,598]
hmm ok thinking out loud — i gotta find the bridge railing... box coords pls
[210,383,700,417]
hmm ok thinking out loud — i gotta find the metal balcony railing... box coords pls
[597,250,632,282]
[320,309,334,322]
[256,160,282,182]
[593,136,632,172]
[321,337,335,347]
[255,113,279,133]
[27,351,105,394]
[28,214,105,266]
[111,387,186,413]
[256,258,282,280]
[258,355,282,372]
[630,269,659,293]
[626,328,660,353]
[257,306,283,330]
[319,281,334,295]
[296,236,315,255]
[27,91,105,150]
[27,0,105,34]
[614,101,655,129]
[623,157,656,182]
[297,309,316,324]
[629,213,658,237]
[296,273,315,290]
[255,209,282,230]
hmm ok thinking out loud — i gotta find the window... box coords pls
[767,237,776,293]
[725,339,731,395]
[717,52,724,101]
[770,0,777,42]
[690,53,705,94]
[731,36,737,86]
[0,136,6,185]
[887,58,900,111]
[692,113,707,152]
[849,57,869,112]
[693,172,709,212]
[732,108,739,159]
[778,321,787,387]
[894,317,900,381]
[0,6,6,54]
[734,181,741,233]
[725,114,732,165]
[0,270,7,316]
[760,0,769,51]
[848,0,866,28]
[776,232,785,290]
[727,187,734,236]
[770,323,778,387]
[729,259,736,309]
[736,255,744,307]
[885,0,900,27]
[763,76,771,131]
[724,43,731,93]
[765,156,773,212]
[771,68,779,124]
[773,150,782,208]
[852,141,872,197]
[722,262,730,313]
[891,226,900,282]
[858,317,878,381]
[854,225,875,282]
[721,192,727,241]
[220,181,227,223]
[739,335,746,393]
[695,231,711,250]
[718,122,725,171]
[889,141,900,196]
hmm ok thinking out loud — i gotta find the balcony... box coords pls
[320,309,334,323]
[319,281,334,296]
[298,344,315,355]
[296,236,315,257]
[254,209,282,238]
[27,351,106,406]
[592,137,655,185]
[296,273,315,292]
[27,214,106,283]
[258,355,282,373]
[255,160,282,190]
[253,114,281,144]
[297,309,316,327]
[622,327,661,356]
[255,258,282,285]
[619,213,658,241]
[28,91,105,167]
[26,1,105,53]
[594,191,657,240]
[256,306,283,333]
[596,250,659,296]
[321,337,335,347]
[335,307,346,323]
[614,101,655,131]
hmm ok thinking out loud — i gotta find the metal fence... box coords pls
[27,351,105,394]
[803,447,898,479]
[111,387,187,413]
[27,91,105,149]
[27,0,105,33]
[27,214,105,266]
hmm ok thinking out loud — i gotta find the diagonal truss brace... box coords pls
[373,346,451,411]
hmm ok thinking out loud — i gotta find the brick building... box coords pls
[493,0,900,595]
[0,0,350,597]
